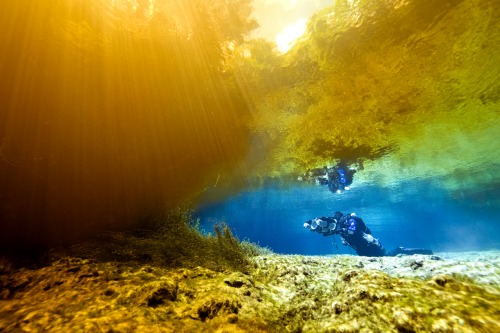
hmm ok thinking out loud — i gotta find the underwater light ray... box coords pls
[0,0,257,250]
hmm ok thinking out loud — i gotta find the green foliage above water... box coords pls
[234,0,500,185]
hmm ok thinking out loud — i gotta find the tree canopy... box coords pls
[232,0,499,181]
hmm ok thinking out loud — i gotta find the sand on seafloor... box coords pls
[1,251,499,332]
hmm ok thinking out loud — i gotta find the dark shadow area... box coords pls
[0,208,271,274]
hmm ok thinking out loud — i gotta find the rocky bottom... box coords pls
[1,251,499,332]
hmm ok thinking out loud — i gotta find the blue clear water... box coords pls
[195,178,500,255]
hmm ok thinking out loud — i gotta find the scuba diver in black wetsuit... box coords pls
[303,211,433,257]
[299,161,357,193]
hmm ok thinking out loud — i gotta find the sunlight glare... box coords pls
[276,18,307,53]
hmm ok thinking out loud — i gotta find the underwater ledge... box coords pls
[1,249,499,332]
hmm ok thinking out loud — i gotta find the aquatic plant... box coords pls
[68,207,268,273]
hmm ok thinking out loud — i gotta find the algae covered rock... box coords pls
[127,279,178,308]
[249,254,500,332]
[195,295,241,321]
[0,252,499,332]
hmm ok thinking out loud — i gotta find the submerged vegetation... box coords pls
[66,208,271,273]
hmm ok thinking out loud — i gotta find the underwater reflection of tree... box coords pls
[233,0,499,178]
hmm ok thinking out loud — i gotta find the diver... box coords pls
[300,160,357,193]
[303,211,433,257]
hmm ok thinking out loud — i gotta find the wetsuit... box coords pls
[302,161,356,193]
[336,213,386,257]
[304,212,433,257]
